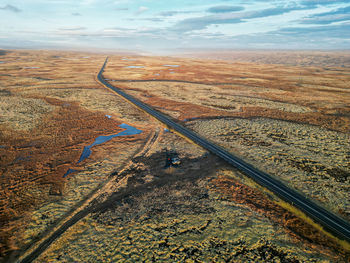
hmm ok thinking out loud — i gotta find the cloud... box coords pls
[81,0,98,6]
[128,17,164,22]
[172,14,241,32]
[202,23,350,49]
[158,10,196,17]
[300,0,349,7]
[172,5,307,32]
[207,5,244,13]
[135,6,148,15]
[2,0,350,51]
[0,4,21,13]
[247,6,305,19]
[58,27,87,31]
[301,6,350,24]
[141,18,163,22]
[250,23,350,49]
[302,14,350,24]
[115,8,129,11]
[279,23,350,38]
[159,11,179,17]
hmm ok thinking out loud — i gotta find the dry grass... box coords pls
[178,50,350,68]
[102,54,350,249]
[0,50,155,260]
[1,50,349,262]
[101,54,350,220]
[104,53,350,131]
[36,150,344,262]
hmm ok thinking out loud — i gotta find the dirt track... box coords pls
[1,50,349,262]
[18,129,161,263]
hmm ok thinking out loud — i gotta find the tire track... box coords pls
[16,129,160,263]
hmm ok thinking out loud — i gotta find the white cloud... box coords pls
[81,0,98,5]
[1,0,350,50]
[58,26,87,31]
[0,4,22,13]
[136,6,149,15]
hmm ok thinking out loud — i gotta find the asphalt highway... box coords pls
[98,58,350,244]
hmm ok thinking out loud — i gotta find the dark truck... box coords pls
[165,150,181,168]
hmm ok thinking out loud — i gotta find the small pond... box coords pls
[125,66,144,69]
[64,123,143,177]
[77,123,142,164]
[163,65,179,67]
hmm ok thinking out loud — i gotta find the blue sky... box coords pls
[0,0,349,52]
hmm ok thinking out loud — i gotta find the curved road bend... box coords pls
[99,58,350,244]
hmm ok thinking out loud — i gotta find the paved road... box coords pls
[99,58,350,244]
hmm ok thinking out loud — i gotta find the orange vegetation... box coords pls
[210,175,349,259]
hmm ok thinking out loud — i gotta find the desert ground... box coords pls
[0,49,349,262]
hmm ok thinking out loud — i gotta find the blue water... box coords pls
[77,123,142,164]
[125,66,144,69]
[63,169,77,178]
[105,115,112,119]
[163,65,179,67]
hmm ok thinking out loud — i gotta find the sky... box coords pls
[0,0,350,52]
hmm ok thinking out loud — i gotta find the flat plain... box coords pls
[0,49,349,262]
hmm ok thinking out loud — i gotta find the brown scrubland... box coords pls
[0,50,349,262]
